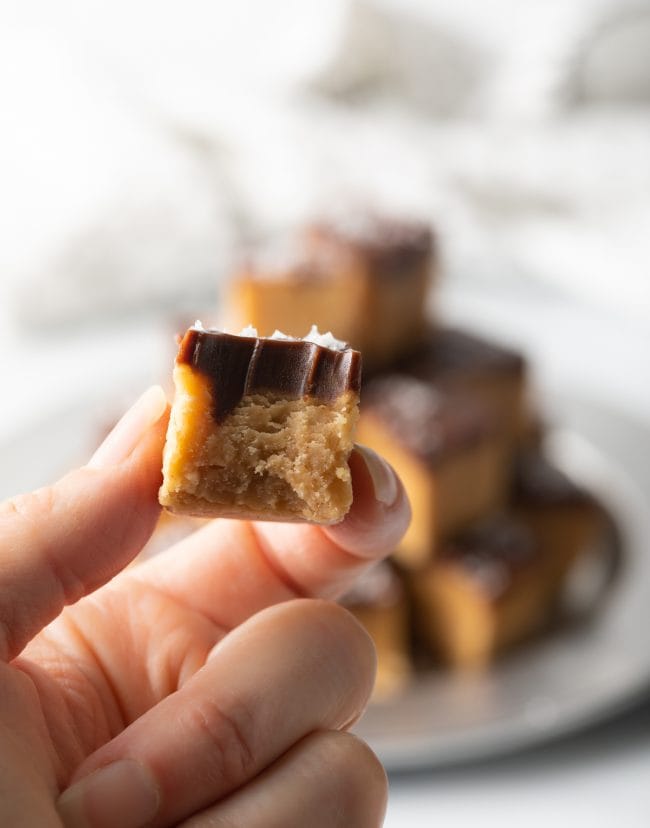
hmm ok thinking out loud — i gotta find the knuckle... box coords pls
[182,696,258,788]
[0,485,57,522]
[3,484,86,607]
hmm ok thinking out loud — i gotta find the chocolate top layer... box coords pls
[362,374,495,465]
[394,327,525,381]
[177,329,362,422]
[513,452,596,509]
[440,517,538,600]
[307,215,433,279]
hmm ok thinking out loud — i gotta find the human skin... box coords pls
[0,386,410,827]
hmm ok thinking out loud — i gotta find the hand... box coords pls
[0,386,410,827]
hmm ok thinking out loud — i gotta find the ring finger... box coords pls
[180,730,388,828]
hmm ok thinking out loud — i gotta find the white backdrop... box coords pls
[2,0,650,328]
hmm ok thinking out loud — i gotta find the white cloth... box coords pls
[2,0,650,327]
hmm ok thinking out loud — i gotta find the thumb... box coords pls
[0,386,168,661]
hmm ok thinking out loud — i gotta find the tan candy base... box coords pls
[411,560,549,670]
[159,365,358,524]
[356,412,510,568]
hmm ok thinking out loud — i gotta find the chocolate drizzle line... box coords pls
[177,329,361,422]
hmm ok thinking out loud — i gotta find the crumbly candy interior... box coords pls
[160,365,358,523]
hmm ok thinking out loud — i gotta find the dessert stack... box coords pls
[224,215,608,693]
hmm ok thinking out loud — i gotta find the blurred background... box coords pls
[2,0,650,429]
[1,1,650,825]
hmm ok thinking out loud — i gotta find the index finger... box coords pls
[129,446,410,630]
[0,386,169,661]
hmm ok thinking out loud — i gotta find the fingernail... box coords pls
[88,386,167,469]
[58,759,160,828]
[354,445,399,507]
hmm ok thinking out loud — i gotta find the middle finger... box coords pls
[58,599,376,828]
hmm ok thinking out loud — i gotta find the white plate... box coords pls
[356,392,650,770]
[1,390,649,772]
